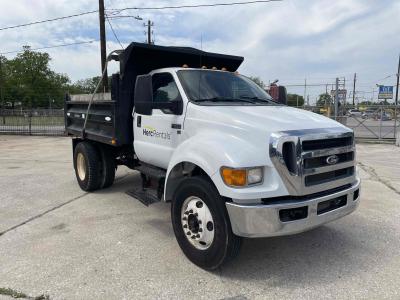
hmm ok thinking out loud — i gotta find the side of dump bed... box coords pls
[64,92,116,145]
[64,74,133,147]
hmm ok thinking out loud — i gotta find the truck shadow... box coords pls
[218,218,387,287]
[95,170,389,287]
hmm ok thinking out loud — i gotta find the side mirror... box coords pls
[278,86,288,105]
[134,75,153,115]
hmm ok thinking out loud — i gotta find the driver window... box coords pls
[152,73,180,103]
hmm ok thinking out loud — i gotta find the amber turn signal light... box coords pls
[221,168,247,187]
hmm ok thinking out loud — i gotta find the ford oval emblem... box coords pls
[326,155,339,165]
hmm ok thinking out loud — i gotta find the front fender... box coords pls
[164,132,279,201]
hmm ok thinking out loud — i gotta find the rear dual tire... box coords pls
[73,141,115,191]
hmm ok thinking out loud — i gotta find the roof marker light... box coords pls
[182,64,189,68]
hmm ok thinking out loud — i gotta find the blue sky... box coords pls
[0,0,399,104]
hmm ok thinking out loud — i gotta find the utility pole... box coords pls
[303,78,307,107]
[395,54,400,106]
[0,57,4,125]
[99,0,108,92]
[334,77,339,120]
[146,20,154,44]
[352,73,356,107]
[0,58,3,109]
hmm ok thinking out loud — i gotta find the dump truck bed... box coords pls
[64,92,129,146]
[64,42,244,147]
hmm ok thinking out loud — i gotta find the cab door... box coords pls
[133,72,185,169]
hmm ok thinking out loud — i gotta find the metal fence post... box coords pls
[394,106,398,139]
[379,107,383,140]
[28,110,32,136]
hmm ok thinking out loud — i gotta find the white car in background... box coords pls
[348,109,362,117]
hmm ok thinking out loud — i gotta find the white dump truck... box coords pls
[65,42,361,270]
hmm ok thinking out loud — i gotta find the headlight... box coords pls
[220,167,263,187]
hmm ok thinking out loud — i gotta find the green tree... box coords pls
[316,93,333,107]
[69,76,102,94]
[5,46,69,108]
[0,55,7,108]
[68,76,112,94]
[287,94,304,107]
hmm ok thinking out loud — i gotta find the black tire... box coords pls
[99,146,116,189]
[73,142,101,191]
[171,176,242,270]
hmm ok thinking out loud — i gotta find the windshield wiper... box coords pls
[195,97,256,104]
[239,96,277,104]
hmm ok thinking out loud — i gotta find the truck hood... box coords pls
[187,104,346,133]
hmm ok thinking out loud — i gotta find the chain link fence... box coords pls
[0,109,65,136]
[0,106,399,141]
[302,105,399,140]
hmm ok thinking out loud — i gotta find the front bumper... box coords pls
[226,179,361,238]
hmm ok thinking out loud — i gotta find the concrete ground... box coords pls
[0,136,399,300]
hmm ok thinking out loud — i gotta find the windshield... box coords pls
[177,70,276,105]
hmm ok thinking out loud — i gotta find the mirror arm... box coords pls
[152,102,174,110]
[152,101,182,114]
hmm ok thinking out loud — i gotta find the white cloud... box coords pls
[0,0,399,104]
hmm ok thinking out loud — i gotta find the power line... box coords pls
[0,1,281,32]
[109,0,282,12]
[0,10,98,31]
[105,16,124,49]
[0,40,96,55]
[107,15,143,20]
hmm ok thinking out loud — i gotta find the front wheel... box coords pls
[171,176,242,270]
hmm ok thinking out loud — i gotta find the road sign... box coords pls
[378,86,393,99]
[331,89,347,101]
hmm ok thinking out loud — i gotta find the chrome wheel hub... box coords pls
[181,196,214,250]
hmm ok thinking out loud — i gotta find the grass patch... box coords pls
[0,116,64,126]
[0,287,49,300]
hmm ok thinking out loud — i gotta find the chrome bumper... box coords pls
[226,179,361,238]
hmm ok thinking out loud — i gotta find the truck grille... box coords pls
[270,128,356,196]
[305,166,354,186]
[302,136,353,151]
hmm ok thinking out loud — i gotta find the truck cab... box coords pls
[65,43,360,270]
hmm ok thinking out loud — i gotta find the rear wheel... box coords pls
[99,147,116,189]
[171,176,242,270]
[73,142,101,191]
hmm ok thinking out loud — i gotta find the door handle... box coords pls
[137,116,142,127]
[171,123,181,129]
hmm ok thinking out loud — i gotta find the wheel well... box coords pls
[72,139,116,157]
[165,162,212,202]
